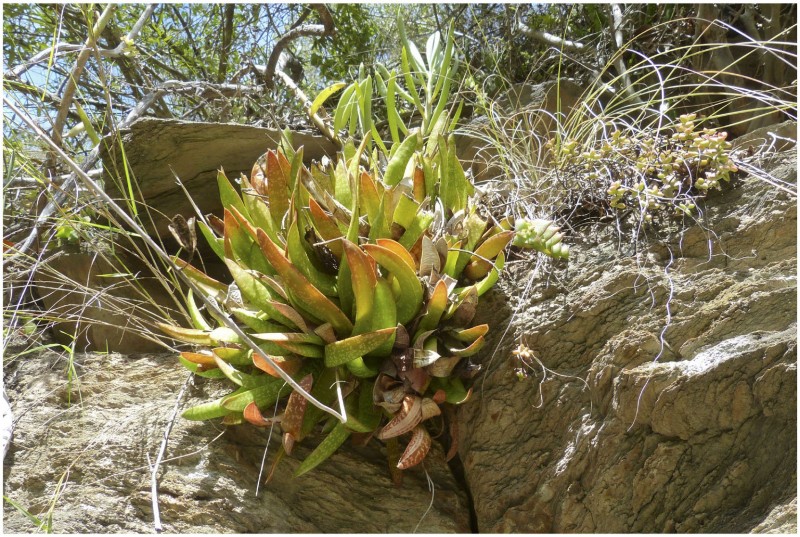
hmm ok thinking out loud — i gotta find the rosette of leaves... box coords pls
[158,24,568,479]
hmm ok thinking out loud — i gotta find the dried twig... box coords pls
[149,372,193,533]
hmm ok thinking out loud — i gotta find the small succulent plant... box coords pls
[158,24,569,479]
[555,113,738,220]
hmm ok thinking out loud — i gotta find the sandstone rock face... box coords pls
[459,148,797,532]
[3,350,470,533]
[100,118,337,241]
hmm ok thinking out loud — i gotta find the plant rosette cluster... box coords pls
[157,137,568,478]
[555,113,738,221]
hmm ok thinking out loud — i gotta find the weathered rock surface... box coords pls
[3,350,470,533]
[100,118,337,241]
[458,148,797,532]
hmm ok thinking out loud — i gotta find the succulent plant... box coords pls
[158,24,569,479]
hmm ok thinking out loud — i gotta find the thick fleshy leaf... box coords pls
[463,230,514,280]
[342,240,377,333]
[308,198,344,258]
[217,169,249,220]
[430,376,471,404]
[392,194,419,230]
[221,378,289,412]
[243,401,277,427]
[282,374,314,454]
[397,425,432,470]
[157,323,212,345]
[446,335,485,357]
[362,243,423,325]
[212,353,272,388]
[240,170,276,229]
[179,350,215,366]
[266,150,291,232]
[415,279,448,335]
[324,327,397,368]
[294,422,351,477]
[251,332,324,358]
[252,352,303,378]
[359,170,381,223]
[397,210,434,251]
[256,227,353,336]
[310,81,346,116]
[186,289,212,331]
[345,356,380,378]
[365,277,397,357]
[183,388,246,420]
[286,219,338,296]
[230,308,284,334]
[212,346,252,366]
[383,132,418,186]
[451,324,489,343]
[224,259,275,312]
[251,331,324,347]
[172,258,227,300]
[178,355,225,379]
[197,220,225,261]
[374,238,416,273]
[344,382,382,432]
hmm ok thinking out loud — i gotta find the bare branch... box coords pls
[5,5,156,81]
[609,4,644,105]
[51,4,117,150]
[263,4,335,89]
[516,20,586,52]
[124,80,266,124]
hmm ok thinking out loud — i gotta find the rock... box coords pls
[457,79,583,182]
[457,147,797,532]
[100,118,338,241]
[2,350,471,533]
[33,241,179,353]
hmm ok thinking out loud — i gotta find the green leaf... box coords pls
[383,132,418,186]
[324,327,397,367]
[294,422,351,477]
[186,289,212,331]
[310,81,346,116]
[386,71,406,145]
[197,220,225,261]
[398,210,434,251]
[212,346,253,366]
[217,169,249,220]
[221,378,289,412]
[183,389,246,420]
[363,242,423,324]
[178,355,226,379]
[342,240,377,333]
[333,82,357,135]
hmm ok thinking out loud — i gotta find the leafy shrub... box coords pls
[158,24,567,477]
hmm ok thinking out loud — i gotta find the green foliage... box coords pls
[160,27,568,477]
